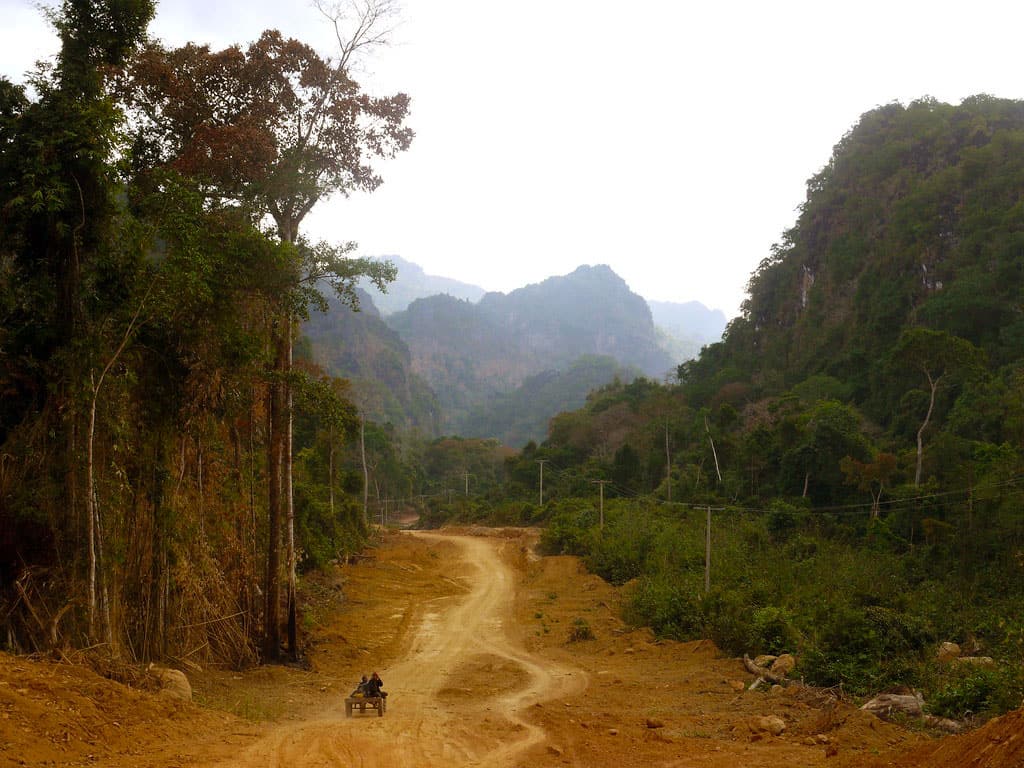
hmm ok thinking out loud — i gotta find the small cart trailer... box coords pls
[345,695,386,717]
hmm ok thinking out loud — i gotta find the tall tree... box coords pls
[891,328,987,486]
[122,12,411,659]
[840,452,898,519]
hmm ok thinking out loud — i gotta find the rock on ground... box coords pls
[861,692,924,720]
[148,665,192,702]
[748,715,786,736]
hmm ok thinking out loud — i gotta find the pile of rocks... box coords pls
[741,652,796,687]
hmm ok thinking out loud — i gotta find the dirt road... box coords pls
[4,528,1022,768]
[198,532,584,768]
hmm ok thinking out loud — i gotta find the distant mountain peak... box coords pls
[648,299,727,345]
[359,255,486,314]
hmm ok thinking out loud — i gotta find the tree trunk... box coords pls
[328,424,335,518]
[147,439,167,663]
[264,329,287,661]
[285,327,298,660]
[196,435,204,537]
[84,286,148,649]
[86,379,98,642]
[704,415,722,484]
[249,389,257,566]
[915,372,939,487]
[664,423,672,503]
[360,415,369,526]
[742,654,789,686]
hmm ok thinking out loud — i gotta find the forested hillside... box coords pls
[458,355,641,447]
[303,288,440,434]
[435,97,1024,720]
[700,95,1024,414]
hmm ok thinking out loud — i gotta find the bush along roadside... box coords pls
[539,497,1024,721]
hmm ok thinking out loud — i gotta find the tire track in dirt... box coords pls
[196,532,584,768]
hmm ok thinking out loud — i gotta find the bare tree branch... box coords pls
[313,0,402,72]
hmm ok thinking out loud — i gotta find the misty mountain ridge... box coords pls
[388,263,671,384]
[361,256,727,354]
[649,300,728,346]
[315,262,726,445]
[359,255,486,314]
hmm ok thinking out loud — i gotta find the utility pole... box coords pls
[705,505,712,594]
[360,414,368,526]
[536,460,546,506]
[463,471,469,496]
[590,480,611,529]
[665,423,672,503]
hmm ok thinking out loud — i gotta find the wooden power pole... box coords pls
[665,423,672,503]
[591,480,611,529]
[705,506,712,594]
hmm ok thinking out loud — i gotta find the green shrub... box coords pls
[863,605,935,653]
[750,606,801,655]
[784,535,819,561]
[624,576,701,639]
[929,668,995,718]
[766,501,809,543]
[701,589,754,654]
[568,618,595,642]
[584,527,653,585]
[538,506,596,556]
[798,645,879,694]
[928,665,1024,719]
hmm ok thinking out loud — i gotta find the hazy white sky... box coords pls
[3,0,1024,318]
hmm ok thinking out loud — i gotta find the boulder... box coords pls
[860,692,923,720]
[747,715,786,736]
[147,665,192,702]
[645,718,665,729]
[936,641,961,663]
[771,654,797,677]
[924,715,963,733]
